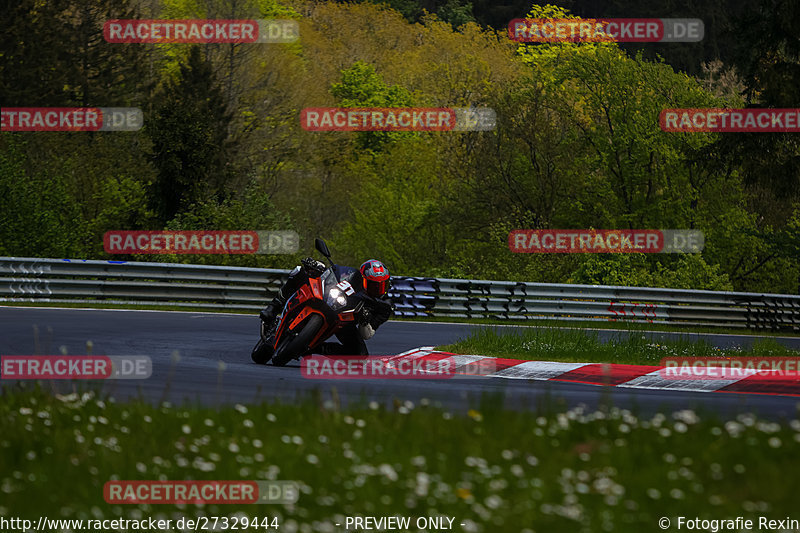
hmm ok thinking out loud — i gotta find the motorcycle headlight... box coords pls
[326,287,348,309]
[330,288,347,305]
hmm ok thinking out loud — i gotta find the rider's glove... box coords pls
[368,299,394,329]
[301,257,326,277]
[360,307,373,326]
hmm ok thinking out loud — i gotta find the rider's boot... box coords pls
[259,295,286,326]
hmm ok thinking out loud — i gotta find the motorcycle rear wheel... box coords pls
[271,314,324,367]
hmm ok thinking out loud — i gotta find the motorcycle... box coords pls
[251,238,371,367]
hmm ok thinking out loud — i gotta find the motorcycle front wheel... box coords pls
[251,337,274,364]
[271,314,324,367]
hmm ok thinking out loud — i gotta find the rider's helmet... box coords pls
[359,259,390,298]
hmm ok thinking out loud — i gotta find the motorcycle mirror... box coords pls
[315,238,331,259]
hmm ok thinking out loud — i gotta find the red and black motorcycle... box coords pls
[251,238,369,367]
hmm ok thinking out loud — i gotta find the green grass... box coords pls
[2,385,800,532]
[400,314,800,338]
[439,327,800,365]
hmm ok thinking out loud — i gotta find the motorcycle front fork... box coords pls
[260,317,279,342]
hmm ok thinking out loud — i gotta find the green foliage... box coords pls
[331,61,413,108]
[780,206,800,259]
[160,183,300,268]
[705,0,800,215]
[568,254,734,291]
[0,0,153,107]
[87,176,154,245]
[359,0,421,21]
[0,131,159,258]
[330,61,416,152]
[568,254,652,287]
[1,0,798,294]
[433,0,475,28]
[345,0,475,27]
[333,137,445,272]
[653,255,734,291]
[156,0,302,80]
[147,46,233,224]
[0,135,88,257]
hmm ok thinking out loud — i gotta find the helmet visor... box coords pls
[365,278,388,298]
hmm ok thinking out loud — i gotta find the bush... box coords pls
[568,253,733,291]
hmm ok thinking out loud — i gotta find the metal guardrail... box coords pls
[1,257,799,331]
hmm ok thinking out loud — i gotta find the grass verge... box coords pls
[2,385,800,532]
[401,314,800,338]
[439,327,800,365]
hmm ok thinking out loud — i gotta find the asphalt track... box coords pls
[2,307,800,419]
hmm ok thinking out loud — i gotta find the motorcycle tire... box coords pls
[251,337,274,364]
[271,314,324,367]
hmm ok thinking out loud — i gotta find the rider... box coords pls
[259,258,394,355]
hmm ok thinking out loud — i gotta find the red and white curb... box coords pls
[390,347,800,397]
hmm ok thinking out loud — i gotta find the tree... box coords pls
[711,0,800,205]
[335,0,476,27]
[163,181,299,268]
[0,0,153,107]
[147,46,233,224]
[0,135,88,256]
[330,61,415,152]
